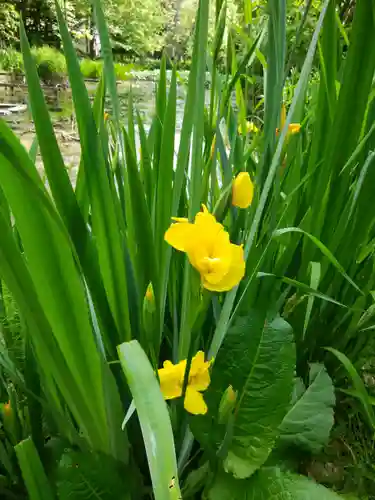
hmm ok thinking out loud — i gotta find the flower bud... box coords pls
[218,385,237,423]
[232,172,254,209]
[142,283,156,345]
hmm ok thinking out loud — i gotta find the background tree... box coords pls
[0,2,20,48]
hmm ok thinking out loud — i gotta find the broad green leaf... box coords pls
[207,467,345,499]
[15,438,54,500]
[118,340,181,500]
[56,450,129,500]
[278,363,335,453]
[192,313,295,479]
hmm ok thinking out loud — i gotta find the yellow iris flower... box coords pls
[164,206,245,292]
[276,104,301,137]
[238,120,259,135]
[158,351,212,414]
[232,172,254,209]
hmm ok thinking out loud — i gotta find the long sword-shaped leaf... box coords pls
[209,0,332,360]
[15,438,54,500]
[118,340,181,500]
[0,122,126,456]
[54,0,131,341]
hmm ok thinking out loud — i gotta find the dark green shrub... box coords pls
[0,48,23,75]
[31,46,67,84]
[80,59,103,79]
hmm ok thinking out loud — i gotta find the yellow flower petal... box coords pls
[203,244,245,292]
[188,351,211,391]
[164,221,196,252]
[238,121,259,135]
[194,207,221,228]
[288,123,301,135]
[171,216,189,223]
[184,387,208,415]
[232,172,254,209]
[164,206,246,292]
[188,227,232,283]
[190,351,206,371]
[158,360,185,400]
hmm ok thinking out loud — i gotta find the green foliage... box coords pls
[278,363,335,453]
[15,438,54,500]
[207,467,344,499]
[118,340,181,500]
[79,59,134,81]
[0,48,24,74]
[31,45,67,83]
[56,450,129,500]
[80,58,103,79]
[0,2,19,47]
[192,314,296,479]
[114,62,134,80]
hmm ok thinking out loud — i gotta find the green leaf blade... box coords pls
[278,363,335,453]
[118,340,181,500]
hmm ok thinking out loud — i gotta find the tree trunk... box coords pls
[89,5,95,58]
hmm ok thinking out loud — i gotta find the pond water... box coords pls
[0,77,187,180]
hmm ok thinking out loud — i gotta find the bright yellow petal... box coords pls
[185,214,228,275]
[158,360,185,400]
[190,229,232,284]
[189,351,206,376]
[194,208,221,229]
[288,123,301,135]
[188,351,212,391]
[203,244,245,292]
[171,216,189,223]
[184,387,208,415]
[189,369,211,392]
[164,221,196,252]
[192,351,205,365]
[163,360,174,369]
[232,172,254,209]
